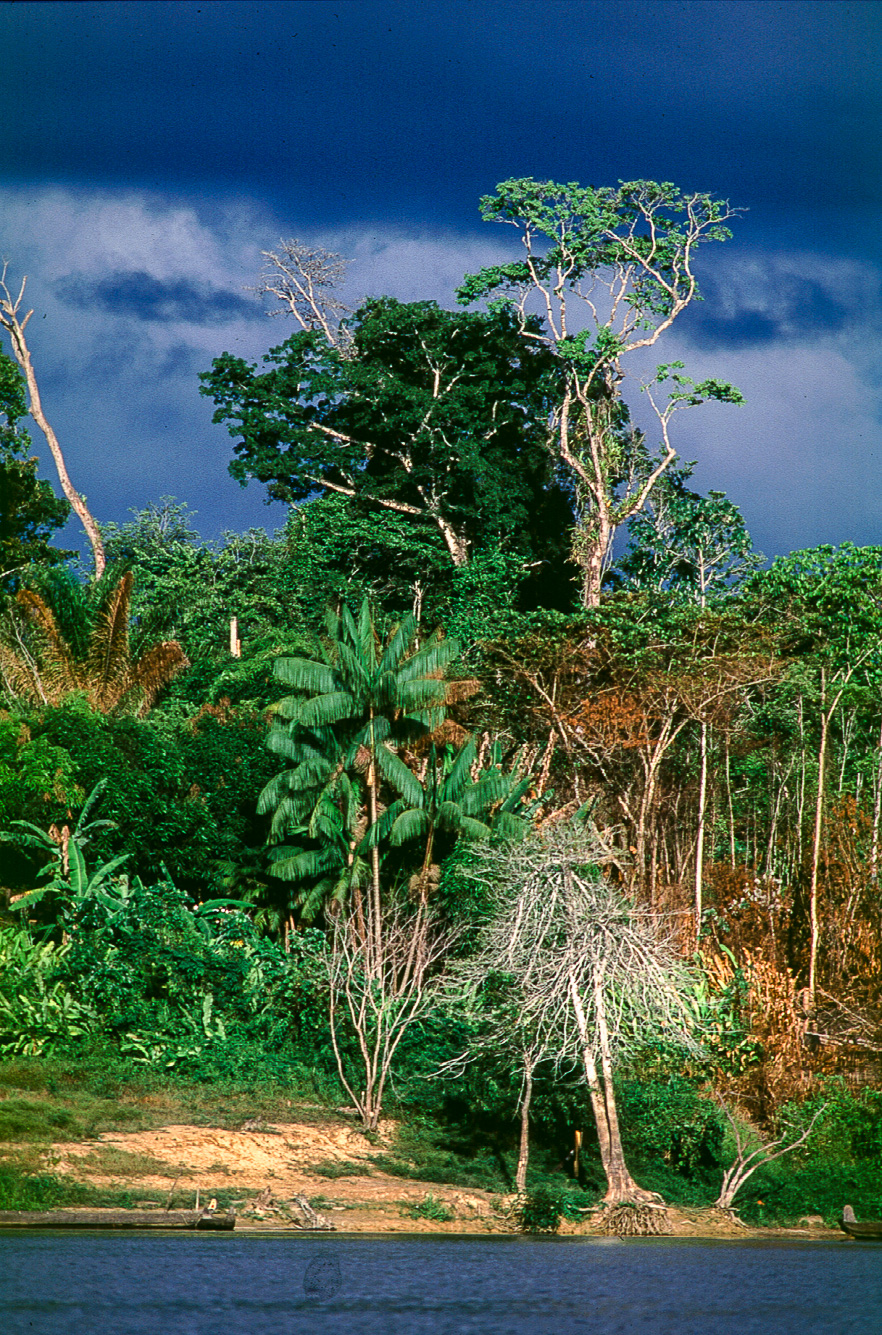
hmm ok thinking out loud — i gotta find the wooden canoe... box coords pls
[840,1207,882,1239]
[840,1217,882,1240]
[0,1208,236,1230]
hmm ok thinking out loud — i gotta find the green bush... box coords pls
[0,1164,101,1211]
[311,1159,371,1179]
[52,879,336,1081]
[778,1080,882,1166]
[736,1161,882,1227]
[518,1185,564,1233]
[617,1076,724,1177]
[0,926,94,1057]
[402,1193,455,1222]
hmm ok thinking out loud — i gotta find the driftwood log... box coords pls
[289,1194,336,1231]
[0,1208,236,1230]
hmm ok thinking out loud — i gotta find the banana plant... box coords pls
[1,778,116,874]
[11,840,131,923]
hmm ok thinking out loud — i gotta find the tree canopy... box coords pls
[458,177,743,605]
[201,296,572,572]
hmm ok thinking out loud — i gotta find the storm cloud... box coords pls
[0,1,880,560]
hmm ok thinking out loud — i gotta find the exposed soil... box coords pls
[36,1115,842,1238]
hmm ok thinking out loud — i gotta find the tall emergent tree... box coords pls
[0,265,106,580]
[617,466,765,604]
[201,296,570,574]
[457,178,744,606]
[253,237,351,347]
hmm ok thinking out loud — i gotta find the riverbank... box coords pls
[7,1114,843,1239]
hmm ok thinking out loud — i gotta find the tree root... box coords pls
[713,1206,749,1228]
[601,1201,672,1237]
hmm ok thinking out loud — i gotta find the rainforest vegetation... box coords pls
[2,180,882,1228]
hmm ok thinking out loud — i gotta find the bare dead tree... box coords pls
[328,889,457,1132]
[0,264,106,580]
[451,824,700,1207]
[254,239,351,350]
[714,1098,826,1214]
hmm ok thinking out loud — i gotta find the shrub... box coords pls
[617,1076,724,1176]
[0,926,94,1057]
[402,1193,455,1222]
[518,1185,564,1233]
[0,1164,100,1211]
[736,1161,882,1227]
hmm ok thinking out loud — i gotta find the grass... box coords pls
[0,1054,351,1143]
[309,1158,372,1179]
[0,1163,107,1211]
[8,1053,876,1230]
[368,1120,513,1192]
[72,1146,179,1178]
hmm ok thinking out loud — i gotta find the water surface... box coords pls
[1,1232,878,1335]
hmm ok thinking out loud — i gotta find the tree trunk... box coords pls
[515,1055,533,1194]
[577,512,612,610]
[368,708,382,970]
[870,717,882,884]
[593,971,656,1203]
[568,968,654,1204]
[0,286,106,580]
[808,670,828,1008]
[694,721,709,936]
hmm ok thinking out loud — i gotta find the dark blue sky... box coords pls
[1,0,881,559]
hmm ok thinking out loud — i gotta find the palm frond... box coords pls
[86,573,133,710]
[348,713,392,752]
[398,677,452,713]
[460,772,510,815]
[14,588,79,699]
[389,807,431,845]
[298,691,357,728]
[124,640,188,715]
[441,739,477,801]
[492,811,527,840]
[437,799,465,831]
[457,816,493,840]
[375,744,423,805]
[379,612,417,674]
[396,635,460,683]
[334,641,370,694]
[268,844,344,881]
[356,597,378,672]
[0,636,48,705]
[274,657,338,694]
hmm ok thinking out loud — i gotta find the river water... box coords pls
[1,1232,878,1335]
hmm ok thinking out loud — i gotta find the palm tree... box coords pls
[381,738,529,901]
[258,598,469,934]
[0,569,187,715]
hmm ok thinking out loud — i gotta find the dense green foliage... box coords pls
[3,174,882,1223]
[201,298,574,594]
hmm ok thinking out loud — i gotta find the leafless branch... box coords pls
[253,238,351,351]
